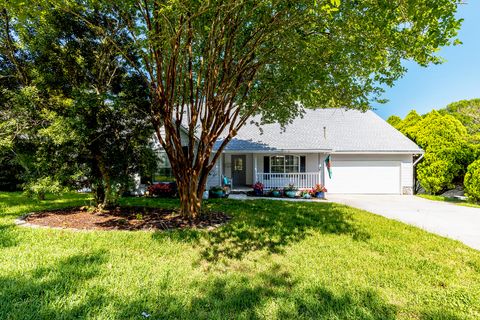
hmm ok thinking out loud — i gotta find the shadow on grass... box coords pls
[0,250,108,319]
[153,200,370,262]
[113,266,396,319]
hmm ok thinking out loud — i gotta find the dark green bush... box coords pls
[465,160,480,203]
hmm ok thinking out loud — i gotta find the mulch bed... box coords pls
[24,206,230,231]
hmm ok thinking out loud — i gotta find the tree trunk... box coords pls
[176,174,203,220]
[94,183,106,206]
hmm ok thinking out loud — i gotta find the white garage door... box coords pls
[325,161,401,194]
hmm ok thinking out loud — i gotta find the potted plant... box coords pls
[253,181,264,196]
[300,190,312,199]
[209,185,224,198]
[312,184,327,199]
[223,186,230,198]
[271,187,282,197]
[284,184,298,198]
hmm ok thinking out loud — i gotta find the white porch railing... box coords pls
[256,172,320,190]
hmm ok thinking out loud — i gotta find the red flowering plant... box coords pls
[253,181,264,195]
[147,182,177,197]
[312,184,327,193]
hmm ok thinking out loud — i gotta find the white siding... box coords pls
[223,154,232,177]
[206,159,221,189]
[306,153,320,172]
[401,162,414,187]
[156,127,191,146]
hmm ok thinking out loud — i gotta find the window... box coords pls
[270,155,300,173]
[234,157,243,171]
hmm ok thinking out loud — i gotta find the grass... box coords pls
[417,194,480,209]
[1,192,480,319]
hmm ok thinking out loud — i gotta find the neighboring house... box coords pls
[152,108,423,195]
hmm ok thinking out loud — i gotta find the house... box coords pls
[152,108,423,195]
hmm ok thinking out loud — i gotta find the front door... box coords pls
[232,155,247,187]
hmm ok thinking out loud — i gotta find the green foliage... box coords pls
[23,176,66,200]
[413,111,467,149]
[465,160,480,203]
[0,151,23,191]
[441,98,480,136]
[392,108,473,194]
[386,115,402,128]
[0,6,157,207]
[396,110,422,140]
[417,148,464,194]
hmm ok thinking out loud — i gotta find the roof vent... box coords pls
[323,126,327,139]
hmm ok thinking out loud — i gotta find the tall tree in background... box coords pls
[440,98,480,144]
[7,0,463,217]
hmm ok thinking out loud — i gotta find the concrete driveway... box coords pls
[328,194,480,250]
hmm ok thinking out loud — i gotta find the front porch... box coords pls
[210,152,327,191]
[256,172,321,190]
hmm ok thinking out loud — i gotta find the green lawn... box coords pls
[417,194,480,209]
[1,192,480,319]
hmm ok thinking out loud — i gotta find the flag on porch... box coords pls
[325,155,332,179]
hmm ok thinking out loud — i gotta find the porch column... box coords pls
[253,154,258,183]
[319,153,325,186]
[219,153,223,185]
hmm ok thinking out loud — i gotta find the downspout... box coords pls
[413,154,424,166]
[412,153,425,194]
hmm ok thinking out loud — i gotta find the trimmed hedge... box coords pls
[464,159,480,203]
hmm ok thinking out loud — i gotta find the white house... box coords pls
[153,108,423,195]
[207,108,423,195]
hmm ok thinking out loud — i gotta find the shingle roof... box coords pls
[214,108,423,153]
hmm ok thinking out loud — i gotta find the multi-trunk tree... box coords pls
[6,0,463,217]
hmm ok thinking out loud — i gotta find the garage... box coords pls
[325,160,401,194]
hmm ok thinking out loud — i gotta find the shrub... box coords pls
[417,148,464,194]
[312,184,327,193]
[146,182,177,197]
[253,181,264,192]
[464,160,480,203]
[23,177,65,200]
[209,185,223,192]
[284,184,297,192]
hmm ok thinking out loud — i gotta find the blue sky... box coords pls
[374,1,480,120]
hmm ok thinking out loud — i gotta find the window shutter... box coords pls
[263,156,270,173]
[300,156,306,172]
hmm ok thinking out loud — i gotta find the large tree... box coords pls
[10,0,463,217]
[0,6,156,205]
